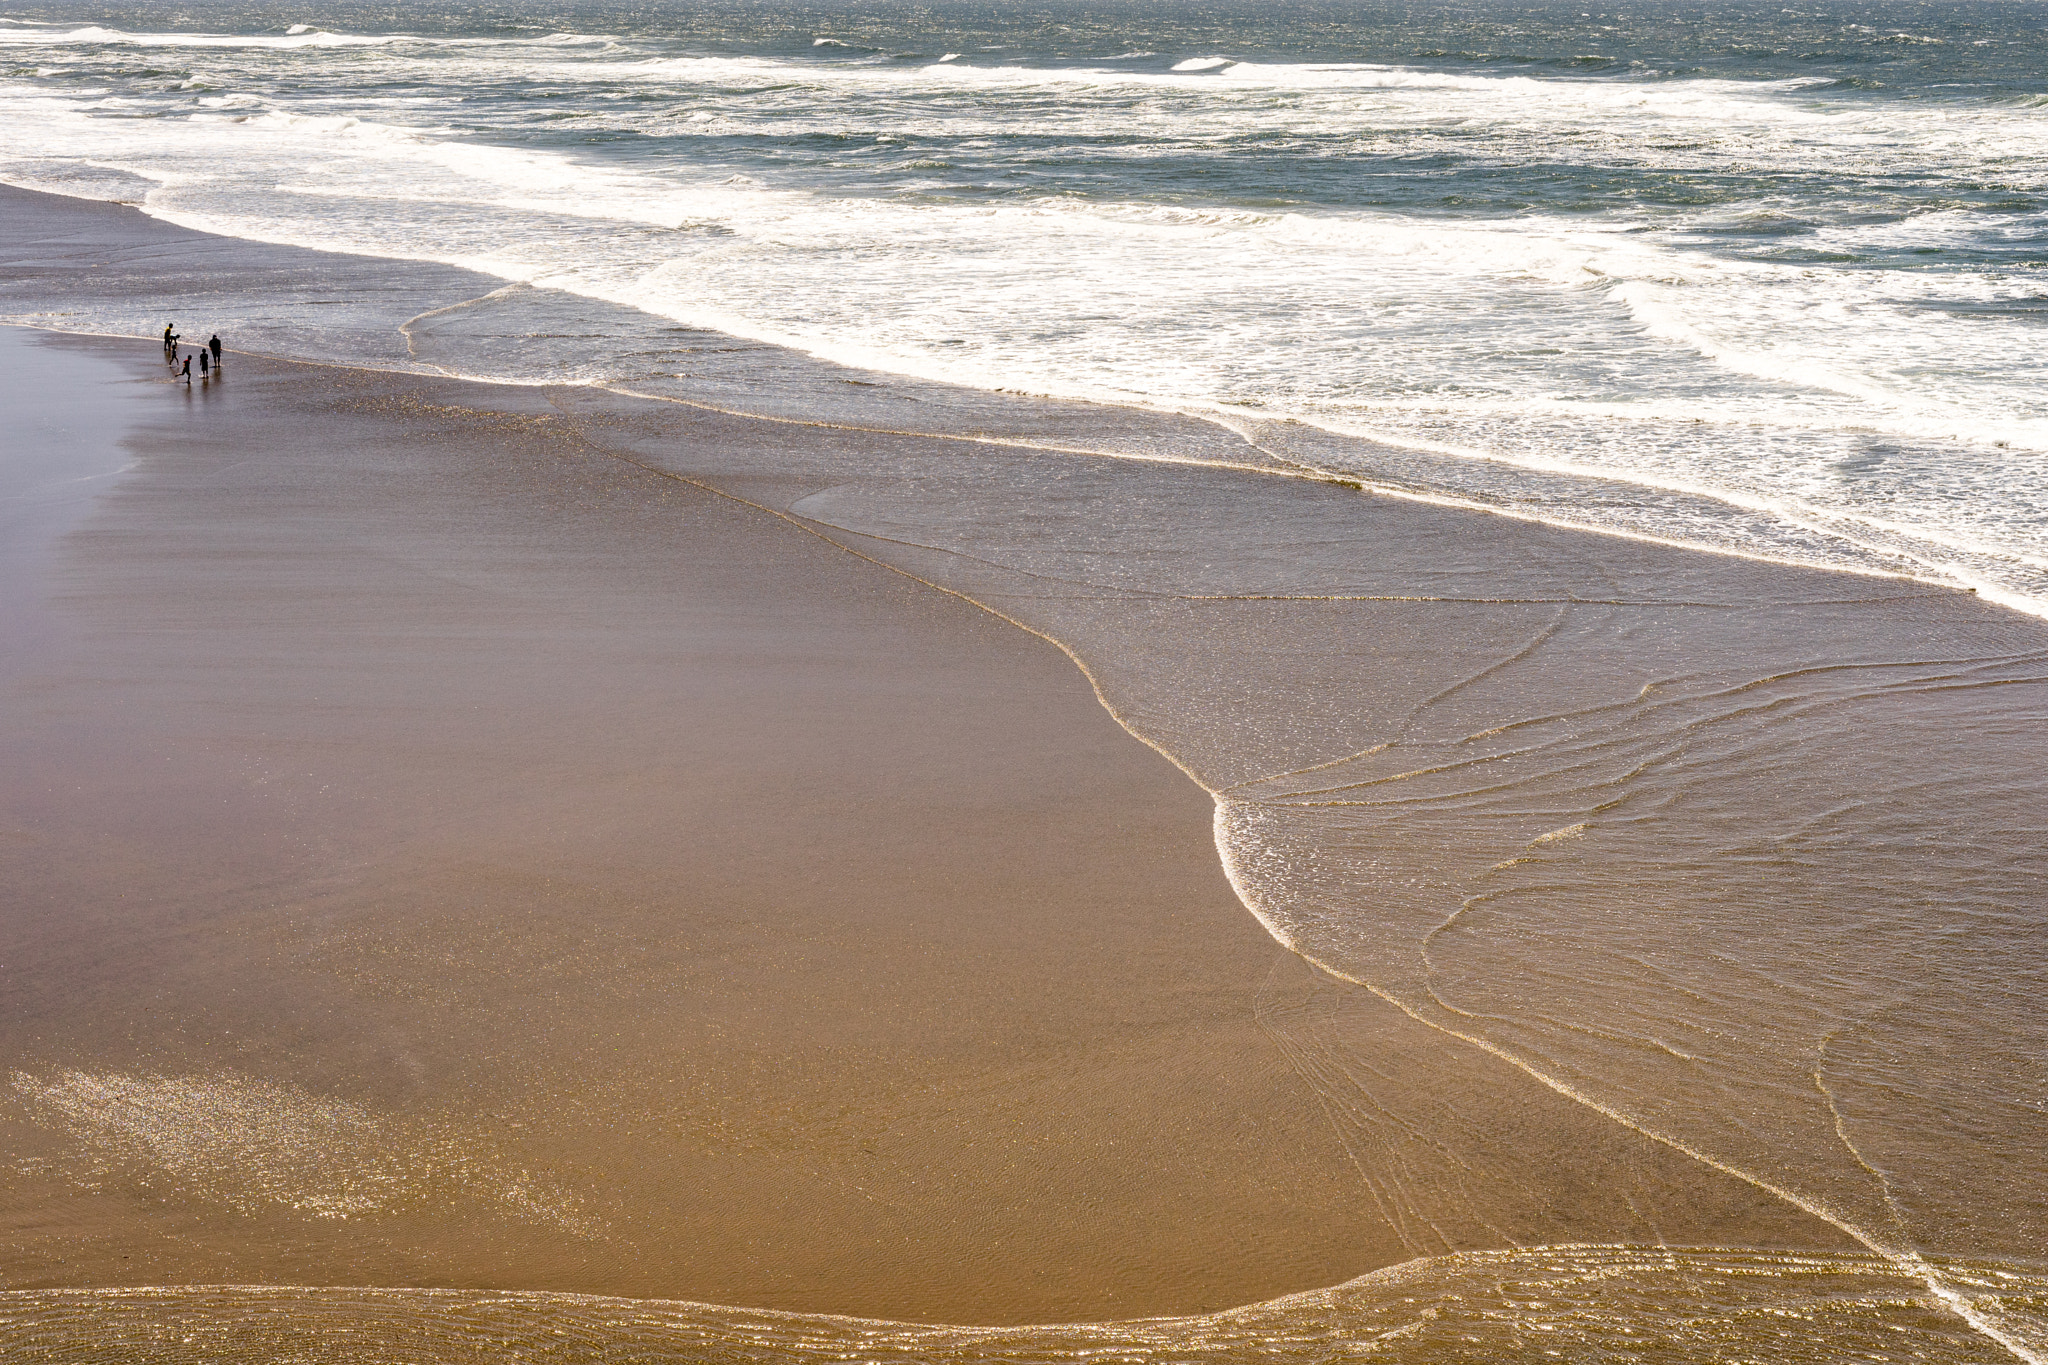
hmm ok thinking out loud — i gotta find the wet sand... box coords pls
[6,136,2048,1362]
[0,324,1387,1322]
[2,182,1932,1341]
[0,315,1865,1330]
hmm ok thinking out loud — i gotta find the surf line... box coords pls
[304,295,2017,612]
[592,376,1998,618]
[1210,804,2045,1365]
[536,387,2048,1365]
[541,396,1219,793]
[538,382,2046,1363]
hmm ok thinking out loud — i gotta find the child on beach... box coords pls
[198,348,209,378]
[162,323,178,356]
[180,355,191,384]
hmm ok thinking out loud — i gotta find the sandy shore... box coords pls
[25,182,2040,1348]
[0,323,1390,1322]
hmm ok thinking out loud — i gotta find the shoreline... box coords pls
[0,323,1394,1323]
[0,322,1867,1315]
[6,180,2047,1361]
[3,183,2022,622]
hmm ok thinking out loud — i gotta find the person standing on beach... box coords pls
[208,333,222,367]
[197,348,209,379]
[163,323,178,358]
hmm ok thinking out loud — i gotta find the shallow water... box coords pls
[547,377,2048,1357]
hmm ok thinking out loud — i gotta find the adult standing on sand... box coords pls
[209,333,222,368]
[162,323,178,358]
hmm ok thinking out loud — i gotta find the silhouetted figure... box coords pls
[208,333,222,367]
[163,323,179,358]
[198,349,209,377]
[180,356,191,384]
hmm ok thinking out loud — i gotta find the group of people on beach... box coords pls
[163,323,224,384]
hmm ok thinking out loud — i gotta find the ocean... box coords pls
[2,0,2045,611]
[3,2,2047,1361]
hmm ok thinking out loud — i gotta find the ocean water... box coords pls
[4,3,2048,1363]
[1,0,2046,610]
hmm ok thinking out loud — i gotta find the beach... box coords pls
[2,136,2046,1364]
[0,314,1398,1322]
[0,285,1850,1314]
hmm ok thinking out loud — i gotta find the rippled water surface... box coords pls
[2,0,2046,606]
